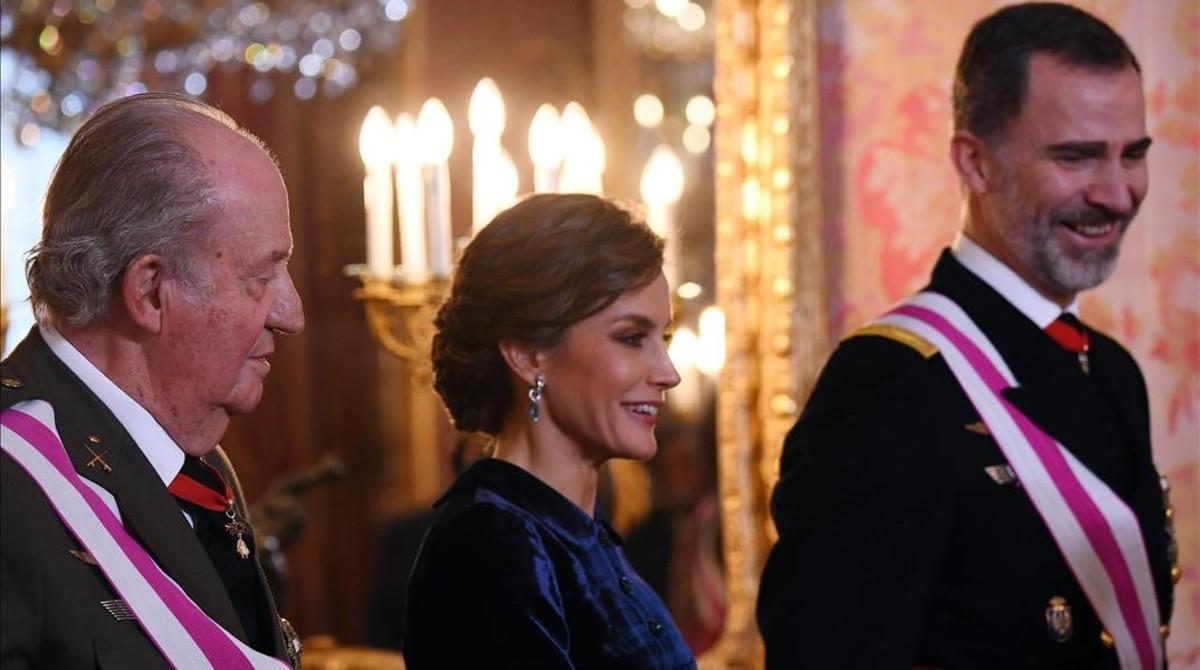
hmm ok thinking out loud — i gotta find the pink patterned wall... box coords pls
[815,1,1199,664]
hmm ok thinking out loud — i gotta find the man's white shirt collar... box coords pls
[41,325,184,487]
[950,232,1077,329]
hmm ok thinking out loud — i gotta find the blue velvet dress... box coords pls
[402,458,697,669]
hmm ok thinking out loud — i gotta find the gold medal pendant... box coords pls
[224,503,251,560]
[1045,596,1073,643]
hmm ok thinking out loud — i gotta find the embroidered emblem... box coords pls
[100,599,136,621]
[984,465,1018,486]
[1045,596,1073,642]
[84,444,112,472]
[847,324,937,358]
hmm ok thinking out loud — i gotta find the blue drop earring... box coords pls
[528,374,545,423]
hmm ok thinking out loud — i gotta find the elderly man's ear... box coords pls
[121,254,166,334]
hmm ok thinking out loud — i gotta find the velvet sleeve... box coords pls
[757,336,956,668]
[402,502,576,669]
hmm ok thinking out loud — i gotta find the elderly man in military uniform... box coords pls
[1,93,304,668]
[758,4,1177,668]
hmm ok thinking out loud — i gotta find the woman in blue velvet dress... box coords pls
[402,194,697,669]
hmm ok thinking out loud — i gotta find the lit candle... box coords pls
[558,102,605,194]
[359,106,395,279]
[468,78,506,235]
[494,147,519,214]
[697,305,726,376]
[639,144,685,287]
[393,113,427,282]
[581,122,606,195]
[528,104,562,193]
[417,98,454,279]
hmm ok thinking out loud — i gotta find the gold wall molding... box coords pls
[705,0,826,667]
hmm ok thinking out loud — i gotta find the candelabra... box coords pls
[345,265,447,381]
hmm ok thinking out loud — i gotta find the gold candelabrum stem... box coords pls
[347,266,448,382]
[0,304,8,347]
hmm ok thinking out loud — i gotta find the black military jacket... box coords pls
[758,251,1174,669]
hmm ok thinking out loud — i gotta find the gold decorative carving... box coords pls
[703,0,826,667]
[348,271,447,385]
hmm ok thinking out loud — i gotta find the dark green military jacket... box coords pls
[0,327,291,668]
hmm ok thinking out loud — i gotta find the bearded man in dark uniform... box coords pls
[1,93,304,668]
[758,4,1177,668]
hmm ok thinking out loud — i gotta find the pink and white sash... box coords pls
[879,292,1162,670]
[0,400,290,670]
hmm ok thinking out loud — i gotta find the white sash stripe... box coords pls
[1,419,213,669]
[879,312,1143,667]
[1063,447,1162,659]
[897,293,1162,668]
[2,400,290,670]
[879,292,1161,669]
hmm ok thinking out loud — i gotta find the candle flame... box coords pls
[468,77,505,138]
[392,113,420,168]
[640,144,684,206]
[528,104,563,169]
[417,98,454,164]
[359,106,394,169]
[560,102,604,193]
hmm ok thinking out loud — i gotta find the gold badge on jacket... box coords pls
[1045,596,1073,642]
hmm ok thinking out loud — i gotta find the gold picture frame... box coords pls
[703,1,827,667]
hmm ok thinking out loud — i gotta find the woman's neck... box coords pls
[492,413,601,516]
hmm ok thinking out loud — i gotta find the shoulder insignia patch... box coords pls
[845,324,938,359]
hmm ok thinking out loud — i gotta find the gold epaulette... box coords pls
[844,324,938,359]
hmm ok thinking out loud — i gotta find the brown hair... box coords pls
[431,193,664,434]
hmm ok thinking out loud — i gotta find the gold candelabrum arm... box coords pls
[346,265,448,374]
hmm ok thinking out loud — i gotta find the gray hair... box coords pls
[26,92,270,329]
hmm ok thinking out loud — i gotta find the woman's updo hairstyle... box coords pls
[431,193,665,435]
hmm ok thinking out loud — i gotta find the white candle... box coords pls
[424,163,452,278]
[393,113,428,282]
[469,78,505,235]
[558,103,606,195]
[640,144,685,287]
[581,123,605,195]
[558,102,591,193]
[471,142,500,232]
[494,148,519,214]
[418,98,454,278]
[528,104,562,193]
[359,106,395,279]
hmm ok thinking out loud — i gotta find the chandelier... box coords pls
[0,0,414,133]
